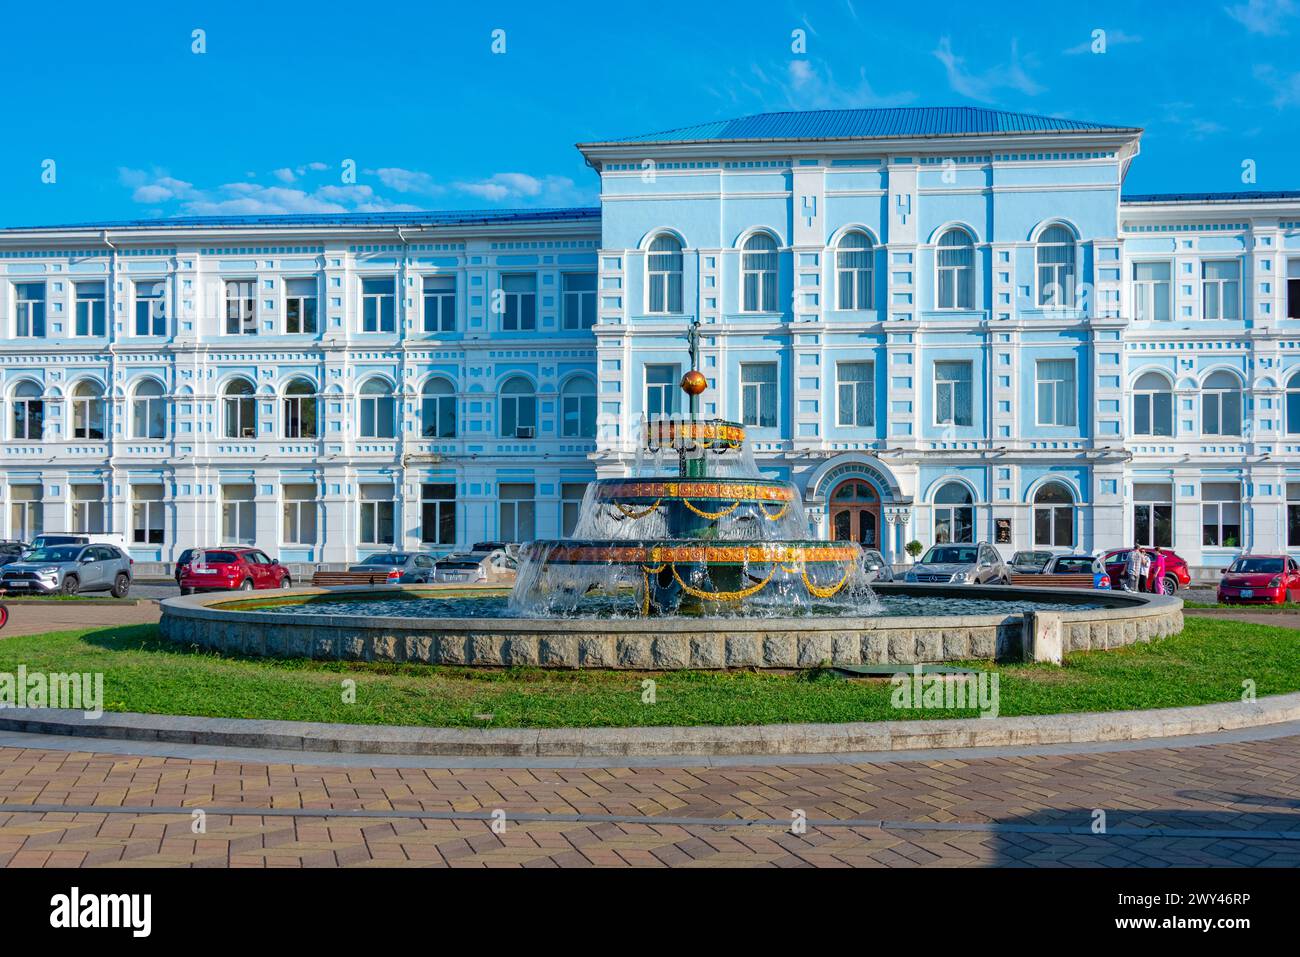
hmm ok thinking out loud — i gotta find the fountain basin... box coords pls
[158,583,1183,670]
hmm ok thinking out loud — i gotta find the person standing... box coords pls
[1137,548,1152,593]
[1123,548,1142,592]
[1149,549,1167,595]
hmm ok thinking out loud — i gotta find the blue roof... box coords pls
[0,206,601,233]
[589,107,1140,145]
[1122,190,1300,204]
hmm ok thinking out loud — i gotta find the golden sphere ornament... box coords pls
[680,370,708,396]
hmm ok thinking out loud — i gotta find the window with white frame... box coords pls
[358,378,396,438]
[934,360,973,427]
[1132,262,1171,322]
[562,273,596,329]
[1032,482,1075,548]
[11,380,44,440]
[285,277,318,334]
[741,234,778,313]
[645,364,679,418]
[134,280,166,336]
[836,232,874,310]
[1035,359,1077,427]
[74,282,106,337]
[1036,225,1076,307]
[9,484,42,540]
[1132,371,1173,437]
[224,280,256,335]
[500,376,537,437]
[936,229,975,310]
[500,274,537,331]
[1201,370,1243,436]
[361,277,396,333]
[14,282,45,337]
[71,380,107,440]
[837,361,874,427]
[223,378,257,439]
[282,378,318,439]
[1134,482,1173,548]
[933,482,974,544]
[1289,259,1300,320]
[131,379,167,439]
[1287,371,1300,434]
[281,484,317,545]
[421,378,456,438]
[71,484,106,534]
[359,484,395,546]
[741,363,777,428]
[222,484,256,544]
[1201,482,1241,547]
[499,483,535,541]
[1202,261,1241,320]
[420,483,456,546]
[561,377,596,438]
[131,483,165,545]
[1288,483,1300,548]
[422,276,455,333]
[561,482,585,537]
[647,234,683,314]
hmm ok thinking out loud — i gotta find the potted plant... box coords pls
[905,540,924,563]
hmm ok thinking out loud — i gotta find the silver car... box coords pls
[345,552,437,584]
[904,542,1008,585]
[1,543,134,597]
[860,549,894,583]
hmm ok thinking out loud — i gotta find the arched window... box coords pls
[222,378,257,439]
[936,228,975,310]
[741,233,778,313]
[1202,370,1243,437]
[560,376,596,438]
[71,380,106,440]
[1287,371,1300,435]
[933,482,974,544]
[1033,482,1075,547]
[1132,371,1173,437]
[1036,224,1076,307]
[131,378,167,439]
[500,376,537,438]
[646,234,683,314]
[836,232,874,310]
[421,378,456,438]
[283,378,318,439]
[11,380,44,440]
[358,378,396,438]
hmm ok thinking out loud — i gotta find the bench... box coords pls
[1008,573,1099,590]
[310,570,399,587]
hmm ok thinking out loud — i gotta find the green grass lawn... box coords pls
[0,616,1295,728]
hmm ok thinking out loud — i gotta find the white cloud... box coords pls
[1254,64,1300,107]
[781,58,916,110]
[1226,0,1297,34]
[272,167,297,184]
[452,172,584,204]
[367,167,446,195]
[1159,102,1228,137]
[933,37,1043,103]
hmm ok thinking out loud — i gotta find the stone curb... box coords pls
[0,693,1296,758]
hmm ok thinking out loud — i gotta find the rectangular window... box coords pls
[741,363,778,428]
[562,273,597,330]
[74,282,106,337]
[134,280,166,336]
[1288,260,1300,321]
[422,276,455,333]
[225,280,256,335]
[361,277,396,333]
[1201,482,1242,547]
[1202,261,1241,320]
[71,485,106,534]
[222,484,256,544]
[501,274,537,331]
[131,483,165,545]
[1035,359,1077,427]
[499,483,535,542]
[281,484,317,545]
[1288,483,1300,548]
[934,360,973,427]
[285,277,318,334]
[1132,262,1171,322]
[9,485,42,540]
[1133,483,1173,548]
[359,484,395,546]
[561,482,585,537]
[1202,390,1243,436]
[420,483,456,546]
[645,364,679,418]
[14,282,46,338]
[836,362,875,428]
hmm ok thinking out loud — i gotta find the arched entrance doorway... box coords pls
[829,479,880,547]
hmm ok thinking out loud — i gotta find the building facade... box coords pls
[2,107,1299,571]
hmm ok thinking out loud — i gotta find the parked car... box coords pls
[903,542,1007,585]
[174,547,198,585]
[1041,554,1113,590]
[1101,548,1191,595]
[28,532,130,553]
[1216,555,1300,604]
[0,543,133,597]
[433,547,518,584]
[0,541,29,567]
[178,547,292,594]
[859,549,893,583]
[1009,550,1055,575]
[346,552,437,584]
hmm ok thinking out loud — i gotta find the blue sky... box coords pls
[4,0,1299,226]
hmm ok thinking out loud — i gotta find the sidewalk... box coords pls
[0,600,159,638]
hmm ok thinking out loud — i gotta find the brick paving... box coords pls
[0,734,1297,867]
[0,600,159,638]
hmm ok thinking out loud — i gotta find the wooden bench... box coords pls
[1008,573,1099,590]
[310,570,399,587]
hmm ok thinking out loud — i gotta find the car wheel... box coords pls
[1162,575,1178,595]
[111,574,130,599]
[280,577,292,589]
[180,586,194,596]
[60,576,79,596]
[240,579,254,591]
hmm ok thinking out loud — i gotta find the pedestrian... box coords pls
[1123,548,1141,592]
[1137,548,1152,593]
[1149,549,1167,595]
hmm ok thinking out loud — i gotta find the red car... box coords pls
[1216,555,1300,605]
[1102,547,1191,595]
[178,547,292,594]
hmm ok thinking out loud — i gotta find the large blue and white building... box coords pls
[2,106,1299,572]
